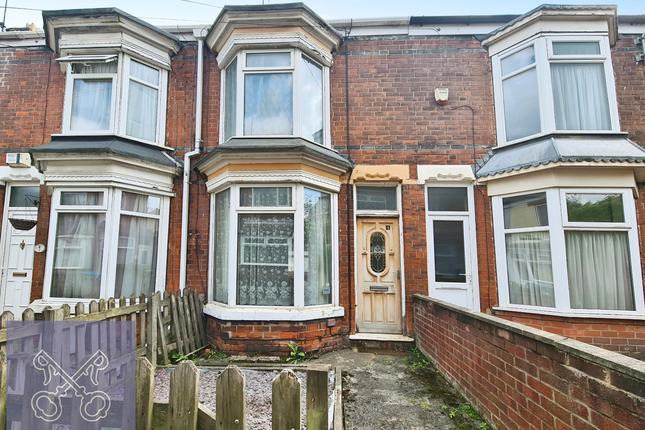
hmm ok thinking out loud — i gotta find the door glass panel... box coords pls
[433,220,466,283]
[370,232,386,273]
[427,187,468,212]
[9,187,40,207]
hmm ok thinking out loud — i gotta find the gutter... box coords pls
[179,33,204,291]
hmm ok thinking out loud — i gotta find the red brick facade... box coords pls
[1,8,645,357]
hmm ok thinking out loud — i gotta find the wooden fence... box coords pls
[0,289,208,430]
[137,358,337,430]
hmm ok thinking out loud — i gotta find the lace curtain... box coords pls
[213,190,230,304]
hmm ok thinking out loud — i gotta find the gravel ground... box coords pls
[154,368,335,430]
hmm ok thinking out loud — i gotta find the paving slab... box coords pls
[314,348,490,430]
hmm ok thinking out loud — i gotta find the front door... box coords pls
[356,218,402,334]
[1,186,39,316]
[427,215,474,309]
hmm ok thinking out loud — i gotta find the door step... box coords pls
[349,333,415,352]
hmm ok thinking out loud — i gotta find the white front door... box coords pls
[1,187,39,316]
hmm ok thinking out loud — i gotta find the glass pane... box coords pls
[246,52,291,68]
[301,55,323,144]
[51,213,106,299]
[130,60,159,85]
[503,193,548,229]
[71,79,112,130]
[552,63,610,131]
[244,73,293,135]
[433,220,466,283]
[356,187,397,211]
[304,189,332,306]
[370,233,386,274]
[566,231,634,310]
[71,62,117,74]
[427,187,468,212]
[566,194,624,223]
[237,214,294,306]
[60,192,104,206]
[553,42,600,56]
[126,80,158,142]
[503,68,541,141]
[121,192,161,215]
[115,215,159,297]
[240,187,292,207]
[9,186,39,208]
[501,45,535,75]
[214,189,230,304]
[506,231,555,307]
[224,57,237,141]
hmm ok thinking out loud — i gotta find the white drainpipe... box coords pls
[179,34,204,291]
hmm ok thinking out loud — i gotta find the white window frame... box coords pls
[219,49,331,147]
[493,188,645,318]
[62,54,168,146]
[43,187,169,303]
[493,34,620,146]
[354,184,399,217]
[206,183,342,320]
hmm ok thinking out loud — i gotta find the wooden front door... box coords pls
[356,218,402,334]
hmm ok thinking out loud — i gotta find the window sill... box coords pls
[203,303,345,321]
[493,306,645,320]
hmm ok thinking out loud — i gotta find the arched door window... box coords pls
[370,232,386,273]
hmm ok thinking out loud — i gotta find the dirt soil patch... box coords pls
[340,349,489,430]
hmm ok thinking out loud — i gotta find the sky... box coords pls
[2,0,644,30]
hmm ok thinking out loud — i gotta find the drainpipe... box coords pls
[179,34,204,291]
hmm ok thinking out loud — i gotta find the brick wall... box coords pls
[414,295,645,430]
[205,315,346,356]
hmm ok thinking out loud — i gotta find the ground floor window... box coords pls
[493,188,644,315]
[46,188,168,301]
[212,184,336,308]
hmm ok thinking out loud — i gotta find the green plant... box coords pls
[285,343,306,364]
[205,349,230,361]
[409,347,430,369]
[458,403,483,421]
[449,411,456,419]
[480,424,489,430]
[169,352,190,364]
[441,405,448,411]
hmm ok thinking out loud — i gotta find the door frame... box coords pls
[353,183,406,333]
[424,182,480,311]
[0,180,42,314]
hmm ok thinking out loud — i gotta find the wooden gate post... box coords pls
[168,361,199,430]
[216,365,246,430]
[306,369,329,430]
[136,357,155,430]
[272,370,301,430]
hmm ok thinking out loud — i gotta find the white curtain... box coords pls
[566,231,634,310]
[115,194,159,298]
[244,73,293,135]
[71,79,112,130]
[506,232,555,307]
[304,190,332,306]
[213,190,230,304]
[126,81,158,142]
[551,63,611,130]
[52,212,105,299]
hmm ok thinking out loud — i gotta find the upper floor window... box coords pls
[222,50,328,146]
[493,35,619,145]
[62,55,167,145]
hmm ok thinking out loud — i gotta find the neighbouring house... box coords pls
[1,3,645,357]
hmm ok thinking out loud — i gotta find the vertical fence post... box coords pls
[216,365,246,430]
[147,293,159,366]
[136,357,155,430]
[169,361,199,430]
[307,369,329,430]
[272,370,301,430]
[0,350,6,430]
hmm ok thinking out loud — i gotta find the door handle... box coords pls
[397,269,400,280]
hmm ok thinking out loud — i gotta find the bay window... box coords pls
[46,188,168,301]
[493,35,619,145]
[221,50,328,146]
[62,55,167,145]
[212,184,337,310]
[494,188,644,316]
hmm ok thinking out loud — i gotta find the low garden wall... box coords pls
[413,294,645,430]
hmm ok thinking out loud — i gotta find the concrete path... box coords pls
[315,348,489,430]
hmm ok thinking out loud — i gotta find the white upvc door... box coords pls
[0,208,37,316]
